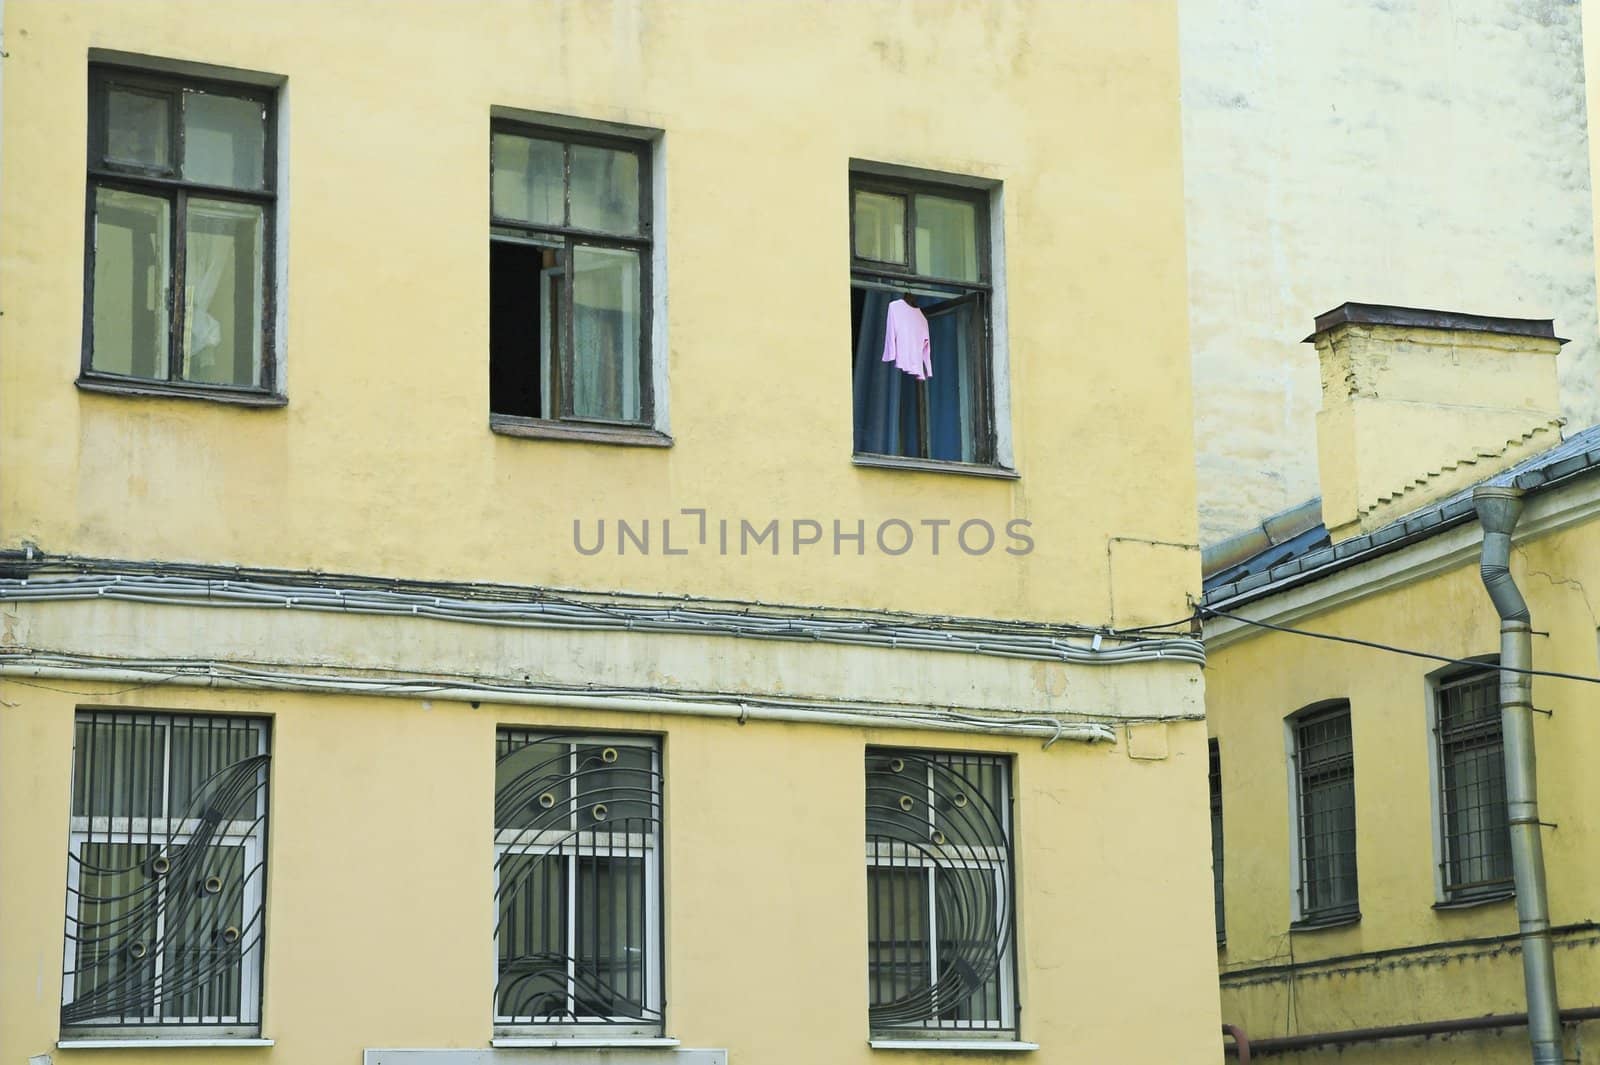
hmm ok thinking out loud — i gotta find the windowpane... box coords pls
[496,854,567,1020]
[855,191,906,264]
[1295,707,1358,920]
[1438,672,1512,896]
[570,144,640,235]
[571,245,642,421]
[72,716,166,819]
[914,195,978,282]
[91,188,172,380]
[575,858,647,1018]
[106,88,171,170]
[182,92,266,190]
[70,843,159,1024]
[182,199,265,388]
[867,867,930,1015]
[493,133,564,226]
[1210,740,1225,944]
[162,845,246,1021]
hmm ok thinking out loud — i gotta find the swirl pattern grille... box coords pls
[866,749,1016,1033]
[495,731,662,1032]
[62,712,269,1031]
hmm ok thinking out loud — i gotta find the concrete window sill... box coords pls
[58,1037,274,1049]
[490,1037,680,1048]
[853,453,1020,480]
[490,414,673,448]
[869,1039,1039,1052]
[77,376,287,409]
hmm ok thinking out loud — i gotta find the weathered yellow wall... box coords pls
[0,682,1223,1064]
[0,0,1197,626]
[1207,504,1600,1059]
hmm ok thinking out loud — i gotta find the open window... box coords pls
[849,173,998,469]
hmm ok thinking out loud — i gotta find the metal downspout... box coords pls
[1473,485,1562,1065]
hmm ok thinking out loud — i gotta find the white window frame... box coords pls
[493,733,662,1041]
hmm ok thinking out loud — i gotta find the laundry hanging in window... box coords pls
[881,297,932,380]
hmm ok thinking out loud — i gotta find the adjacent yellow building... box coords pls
[1204,304,1600,1062]
[0,3,1222,1064]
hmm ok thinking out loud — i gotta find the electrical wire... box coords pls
[1200,604,1600,686]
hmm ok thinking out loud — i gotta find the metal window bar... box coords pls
[865,749,1017,1036]
[1210,739,1225,945]
[61,710,269,1035]
[1294,706,1358,921]
[1436,671,1513,898]
[493,731,662,1036]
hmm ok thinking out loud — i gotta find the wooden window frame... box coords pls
[489,120,655,434]
[848,172,997,468]
[81,65,281,405]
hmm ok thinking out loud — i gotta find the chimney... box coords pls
[1309,303,1566,543]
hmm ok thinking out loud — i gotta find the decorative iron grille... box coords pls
[1436,667,1513,899]
[494,731,662,1034]
[1209,738,1225,945]
[62,711,269,1033]
[866,749,1016,1035]
[1293,704,1358,922]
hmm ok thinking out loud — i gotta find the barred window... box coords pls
[62,712,269,1036]
[1435,666,1513,900]
[1292,704,1358,924]
[1209,739,1225,945]
[866,749,1017,1038]
[494,732,662,1037]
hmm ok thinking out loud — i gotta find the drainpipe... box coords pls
[1473,485,1561,1065]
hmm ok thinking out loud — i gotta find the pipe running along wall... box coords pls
[1473,484,1562,1065]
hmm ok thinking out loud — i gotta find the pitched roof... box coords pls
[1201,423,1600,607]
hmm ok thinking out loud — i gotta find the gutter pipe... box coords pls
[1222,1007,1600,1057]
[1473,484,1562,1065]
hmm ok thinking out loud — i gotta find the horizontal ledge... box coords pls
[77,377,287,408]
[491,1037,679,1048]
[853,454,1020,480]
[1291,912,1362,932]
[490,414,672,447]
[58,1037,274,1048]
[1434,891,1516,910]
[869,1039,1038,1052]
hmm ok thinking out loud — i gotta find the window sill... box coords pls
[58,1037,274,1049]
[1291,911,1362,932]
[853,454,1019,480]
[490,414,672,448]
[869,1039,1038,1052]
[490,1037,679,1049]
[1435,890,1516,911]
[77,376,287,408]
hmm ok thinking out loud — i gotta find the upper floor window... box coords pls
[1433,664,1513,901]
[1290,703,1359,925]
[84,66,277,399]
[494,731,663,1038]
[850,172,999,469]
[866,749,1017,1040]
[1209,738,1225,946]
[489,124,655,436]
[62,711,270,1038]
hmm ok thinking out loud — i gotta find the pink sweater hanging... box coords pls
[881,298,932,380]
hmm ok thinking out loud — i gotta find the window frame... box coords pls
[1286,701,1360,928]
[60,710,270,1040]
[864,747,1019,1041]
[492,729,664,1041]
[848,171,999,470]
[81,64,281,404]
[488,120,656,434]
[1429,660,1515,905]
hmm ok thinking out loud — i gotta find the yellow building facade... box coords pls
[0,3,1222,1064]
[1204,306,1600,1062]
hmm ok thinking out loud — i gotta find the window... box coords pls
[850,172,998,468]
[1291,703,1359,924]
[1209,739,1225,946]
[865,749,1017,1038]
[489,124,654,434]
[1434,665,1513,901]
[494,731,663,1037]
[84,66,277,398]
[61,711,270,1037]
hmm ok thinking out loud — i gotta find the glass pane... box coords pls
[65,842,159,1025]
[493,133,564,226]
[182,199,265,388]
[915,195,979,282]
[496,854,567,1019]
[496,737,574,832]
[575,857,647,1018]
[71,717,166,819]
[867,866,930,1009]
[182,92,266,190]
[925,295,984,463]
[169,717,264,821]
[106,88,171,170]
[162,845,246,1021]
[936,867,1002,1023]
[855,190,906,264]
[576,744,654,827]
[570,144,640,235]
[570,245,642,421]
[91,187,171,380]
